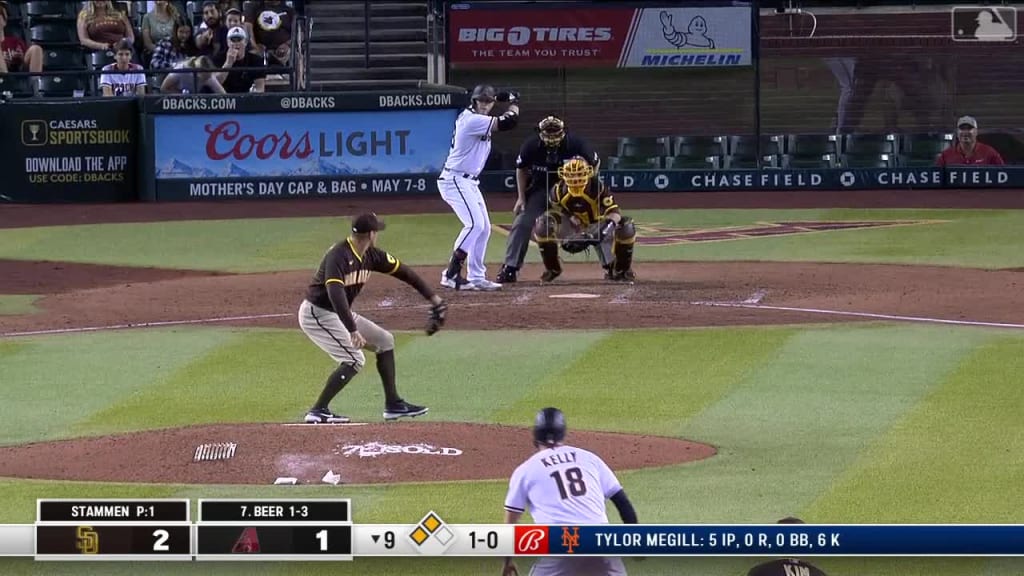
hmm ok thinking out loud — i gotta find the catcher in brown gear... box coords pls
[531,156,636,283]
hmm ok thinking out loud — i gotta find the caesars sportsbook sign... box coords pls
[447,2,752,68]
[2,100,136,202]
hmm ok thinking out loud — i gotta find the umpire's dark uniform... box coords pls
[496,127,598,282]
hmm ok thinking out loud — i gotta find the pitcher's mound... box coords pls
[0,422,715,485]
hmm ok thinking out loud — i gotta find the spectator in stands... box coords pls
[213,26,265,93]
[159,54,226,93]
[151,20,198,71]
[77,1,135,53]
[936,116,1005,166]
[224,7,243,31]
[195,1,226,56]
[1,3,44,76]
[99,39,147,96]
[141,1,182,63]
[245,0,294,65]
[746,518,830,576]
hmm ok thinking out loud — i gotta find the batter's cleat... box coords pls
[540,269,562,283]
[608,269,636,282]
[465,279,502,291]
[496,266,518,283]
[304,408,351,424]
[384,400,429,421]
[440,271,469,290]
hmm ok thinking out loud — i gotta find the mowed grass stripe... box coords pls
[0,330,237,445]
[0,295,40,316]
[392,330,609,424]
[74,330,359,432]
[496,327,797,435]
[631,325,990,523]
[806,335,1024,524]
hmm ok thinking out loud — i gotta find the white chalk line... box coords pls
[1,312,290,338]
[691,301,1024,330]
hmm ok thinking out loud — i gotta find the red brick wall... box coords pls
[449,10,1024,160]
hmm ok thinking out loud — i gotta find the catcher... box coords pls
[532,156,636,282]
[298,213,448,424]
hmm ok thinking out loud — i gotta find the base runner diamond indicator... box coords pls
[407,511,456,554]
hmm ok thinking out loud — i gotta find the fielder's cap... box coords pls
[352,213,385,234]
[227,26,248,41]
[957,115,978,129]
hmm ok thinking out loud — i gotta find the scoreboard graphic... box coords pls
[0,499,1023,560]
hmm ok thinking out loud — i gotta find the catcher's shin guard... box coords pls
[538,242,562,274]
[612,218,636,273]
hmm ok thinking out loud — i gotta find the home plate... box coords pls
[549,293,601,299]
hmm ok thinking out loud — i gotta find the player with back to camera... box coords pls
[532,156,636,283]
[502,407,638,576]
[496,116,600,284]
[298,213,448,424]
[746,517,830,576]
[437,84,521,291]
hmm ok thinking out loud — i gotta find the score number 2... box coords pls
[153,529,170,552]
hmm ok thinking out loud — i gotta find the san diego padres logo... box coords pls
[561,526,580,554]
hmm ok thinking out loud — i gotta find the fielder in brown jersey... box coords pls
[298,213,448,424]
[531,156,637,283]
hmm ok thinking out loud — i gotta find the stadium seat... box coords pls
[606,156,662,170]
[29,22,78,44]
[842,133,896,155]
[0,75,35,98]
[616,137,670,159]
[36,74,87,97]
[724,135,782,169]
[898,133,952,167]
[671,135,727,157]
[25,1,77,20]
[839,153,895,169]
[663,156,720,170]
[90,50,116,69]
[4,2,24,24]
[43,47,85,71]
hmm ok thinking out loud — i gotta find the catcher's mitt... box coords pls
[426,300,448,336]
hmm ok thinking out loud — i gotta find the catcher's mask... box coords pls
[538,116,566,148]
[557,156,593,194]
[533,407,567,447]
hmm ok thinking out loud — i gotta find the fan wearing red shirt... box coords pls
[936,115,1005,166]
[0,4,44,74]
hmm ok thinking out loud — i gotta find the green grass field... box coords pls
[1,207,1022,575]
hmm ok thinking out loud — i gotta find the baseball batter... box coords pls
[502,407,638,576]
[437,84,521,291]
[532,157,636,283]
[298,213,448,424]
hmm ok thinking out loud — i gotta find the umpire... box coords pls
[496,116,599,283]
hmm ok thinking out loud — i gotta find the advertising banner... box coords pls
[447,3,752,69]
[144,91,467,115]
[0,100,137,203]
[152,109,459,181]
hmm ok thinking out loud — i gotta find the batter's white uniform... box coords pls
[505,445,628,576]
[437,108,497,284]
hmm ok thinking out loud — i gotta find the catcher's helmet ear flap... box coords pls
[469,84,497,108]
[537,116,566,148]
[533,407,567,446]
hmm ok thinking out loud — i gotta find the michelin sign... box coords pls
[620,7,753,68]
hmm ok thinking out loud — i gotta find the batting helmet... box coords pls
[469,84,497,109]
[533,407,567,446]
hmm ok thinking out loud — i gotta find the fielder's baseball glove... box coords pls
[426,300,448,336]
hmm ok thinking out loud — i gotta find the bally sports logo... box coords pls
[457,27,613,45]
[514,526,549,554]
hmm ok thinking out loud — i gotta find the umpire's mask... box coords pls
[538,116,566,148]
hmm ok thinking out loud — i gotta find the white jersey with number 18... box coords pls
[442,109,496,177]
[504,444,623,525]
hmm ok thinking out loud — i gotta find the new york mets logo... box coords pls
[561,526,580,554]
[514,526,548,554]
